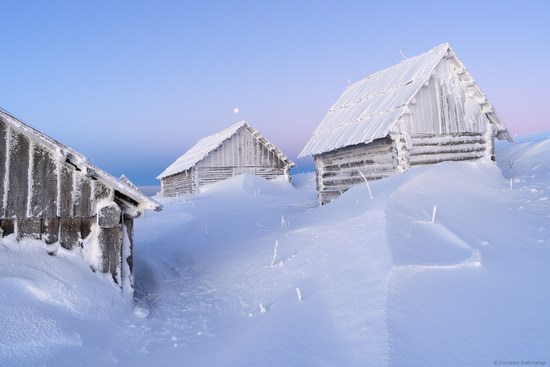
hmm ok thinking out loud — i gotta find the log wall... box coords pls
[315,137,396,204]
[161,169,195,197]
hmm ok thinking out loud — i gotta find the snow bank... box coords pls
[1,133,549,366]
[0,236,131,366]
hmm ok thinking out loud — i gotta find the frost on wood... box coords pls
[0,107,160,291]
[303,43,512,204]
[121,221,134,298]
[158,121,295,197]
[97,201,121,228]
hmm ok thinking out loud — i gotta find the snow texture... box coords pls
[299,43,511,157]
[1,132,549,366]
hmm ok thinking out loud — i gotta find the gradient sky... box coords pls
[1,0,548,185]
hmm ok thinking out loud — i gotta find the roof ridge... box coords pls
[347,43,450,87]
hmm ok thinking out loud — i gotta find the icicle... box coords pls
[510,178,513,190]
[431,205,437,224]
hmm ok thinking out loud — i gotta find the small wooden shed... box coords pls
[158,121,295,197]
[299,43,512,204]
[0,107,161,291]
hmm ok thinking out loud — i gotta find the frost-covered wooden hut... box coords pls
[299,43,512,204]
[158,121,295,196]
[0,107,161,290]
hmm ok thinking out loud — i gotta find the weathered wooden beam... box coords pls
[58,163,74,217]
[97,202,121,228]
[17,218,42,240]
[6,130,30,218]
[0,219,15,237]
[42,218,60,244]
[409,151,484,165]
[409,143,486,156]
[59,218,82,250]
[73,173,92,217]
[98,226,122,283]
[81,218,94,241]
[0,122,6,218]
[29,144,58,218]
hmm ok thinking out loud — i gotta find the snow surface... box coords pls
[1,133,550,366]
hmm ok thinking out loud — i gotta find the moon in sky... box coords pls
[233,107,239,114]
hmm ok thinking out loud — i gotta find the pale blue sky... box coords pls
[1,1,548,184]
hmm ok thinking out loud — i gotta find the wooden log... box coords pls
[409,151,485,165]
[97,202,121,228]
[93,180,112,204]
[58,163,74,217]
[0,219,15,237]
[6,130,30,218]
[81,218,93,240]
[409,142,486,156]
[0,122,6,217]
[321,163,396,177]
[319,137,393,160]
[42,218,60,244]
[73,173,92,217]
[59,218,82,250]
[322,155,394,171]
[29,144,58,218]
[17,218,42,240]
[320,145,393,165]
[408,135,485,146]
[322,173,393,189]
[98,226,122,283]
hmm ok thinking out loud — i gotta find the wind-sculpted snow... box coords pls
[1,134,549,366]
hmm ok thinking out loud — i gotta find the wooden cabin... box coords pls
[158,121,295,196]
[299,43,512,204]
[0,107,161,291]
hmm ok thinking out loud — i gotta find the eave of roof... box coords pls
[0,107,161,212]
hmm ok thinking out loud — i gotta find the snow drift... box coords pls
[1,133,549,366]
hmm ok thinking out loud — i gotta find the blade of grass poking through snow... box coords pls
[358,170,373,199]
[270,240,279,267]
[295,288,302,301]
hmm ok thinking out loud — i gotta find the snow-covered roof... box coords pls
[0,107,161,212]
[158,121,294,179]
[299,43,511,157]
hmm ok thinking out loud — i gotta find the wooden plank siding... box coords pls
[161,125,291,196]
[0,120,135,287]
